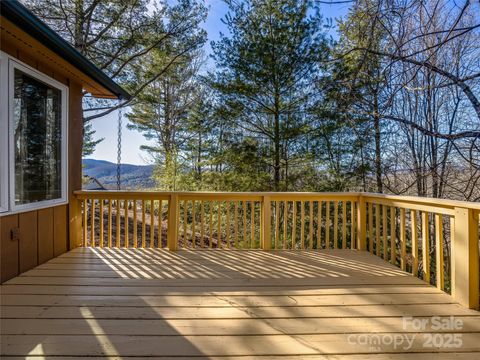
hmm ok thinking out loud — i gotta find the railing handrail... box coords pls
[74,190,480,211]
[363,192,480,211]
[74,190,362,196]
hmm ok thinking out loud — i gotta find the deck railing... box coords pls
[72,190,479,309]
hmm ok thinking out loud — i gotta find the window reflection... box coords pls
[13,69,62,204]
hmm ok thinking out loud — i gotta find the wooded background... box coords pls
[26,0,480,200]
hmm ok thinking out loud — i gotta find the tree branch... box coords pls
[348,47,480,120]
[84,45,201,122]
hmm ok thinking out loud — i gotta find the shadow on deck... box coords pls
[1,248,480,358]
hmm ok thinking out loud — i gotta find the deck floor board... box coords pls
[1,248,479,358]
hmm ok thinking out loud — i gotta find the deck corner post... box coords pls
[69,194,83,250]
[356,194,367,251]
[261,195,271,250]
[453,207,479,309]
[167,193,179,251]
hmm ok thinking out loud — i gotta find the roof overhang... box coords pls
[0,0,130,100]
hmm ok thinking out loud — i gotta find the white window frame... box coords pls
[0,52,8,213]
[0,51,69,215]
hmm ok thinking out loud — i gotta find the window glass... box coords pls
[0,54,7,212]
[13,69,62,205]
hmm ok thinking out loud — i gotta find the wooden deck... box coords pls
[1,248,480,359]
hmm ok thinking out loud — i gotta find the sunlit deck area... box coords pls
[1,247,480,358]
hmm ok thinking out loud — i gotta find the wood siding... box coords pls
[18,211,37,273]
[0,20,84,283]
[0,215,19,283]
[1,205,68,283]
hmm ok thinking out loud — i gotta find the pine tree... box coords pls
[210,0,328,191]
[329,0,387,192]
[127,40,207,190]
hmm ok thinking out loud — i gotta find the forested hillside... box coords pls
[26,0,480,200]
[82,159,155,189]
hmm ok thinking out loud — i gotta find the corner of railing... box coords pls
[452,206,479,310]
[356,193,367,251]
[69,189,84,250]
[167,192,179,251]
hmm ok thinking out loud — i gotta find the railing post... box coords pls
[452,207,479,309]
[69,196,83,249]
[356,195,367,250]
[167,193,179,251]
[261,195,271,250]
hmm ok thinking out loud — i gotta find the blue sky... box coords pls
[87,1,351,165]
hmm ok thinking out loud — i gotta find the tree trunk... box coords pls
[197,131,202,181]
[373,91,383,193]
[273,92,281,191]
[74,0,85,54]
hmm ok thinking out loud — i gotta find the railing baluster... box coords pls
[243,201,247,248]
[183,200,188,247]
[209,202,213,248]
[158,200,163,248]
[291,201,297,249]
[192,201,196,248]
[133,200,137,248]
[250,201,255,249]
[411,210,419,276]
[390,206,396,264]
[108,200,112,248]
[283,201,288,249]
[141,199,146,248]
[192,200,197,248]
[450,216,455,293]
[350,201,356,250]
[124,200,129,248]
[342,201,346,249]
[116,199,121,248]
[309,201,314,250]
[400,208,406,270]
[218,201,222,248]
[317,201,322,249]
[382,205,387,260]
[300,201,305,249]
[422,211,430,283]
[368,202,373,253]
[325,201,330,248]
[275,201,280,249]
[234,201,238,248]
[99,200,104,248]
[82,199,87,247]
[150,200,155,248]
[333,201,338,249]
[90,199,95,247]
[226,201,230,248]
[375,204,380,256]
[435,214,444,290]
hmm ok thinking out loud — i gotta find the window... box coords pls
[0,51,68,214]
[0,53,8,212]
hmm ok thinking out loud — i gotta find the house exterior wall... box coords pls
[0,27,83,283]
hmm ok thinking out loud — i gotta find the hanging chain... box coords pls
[116,101,122,190]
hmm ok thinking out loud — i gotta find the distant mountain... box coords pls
[82,159,155,189]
